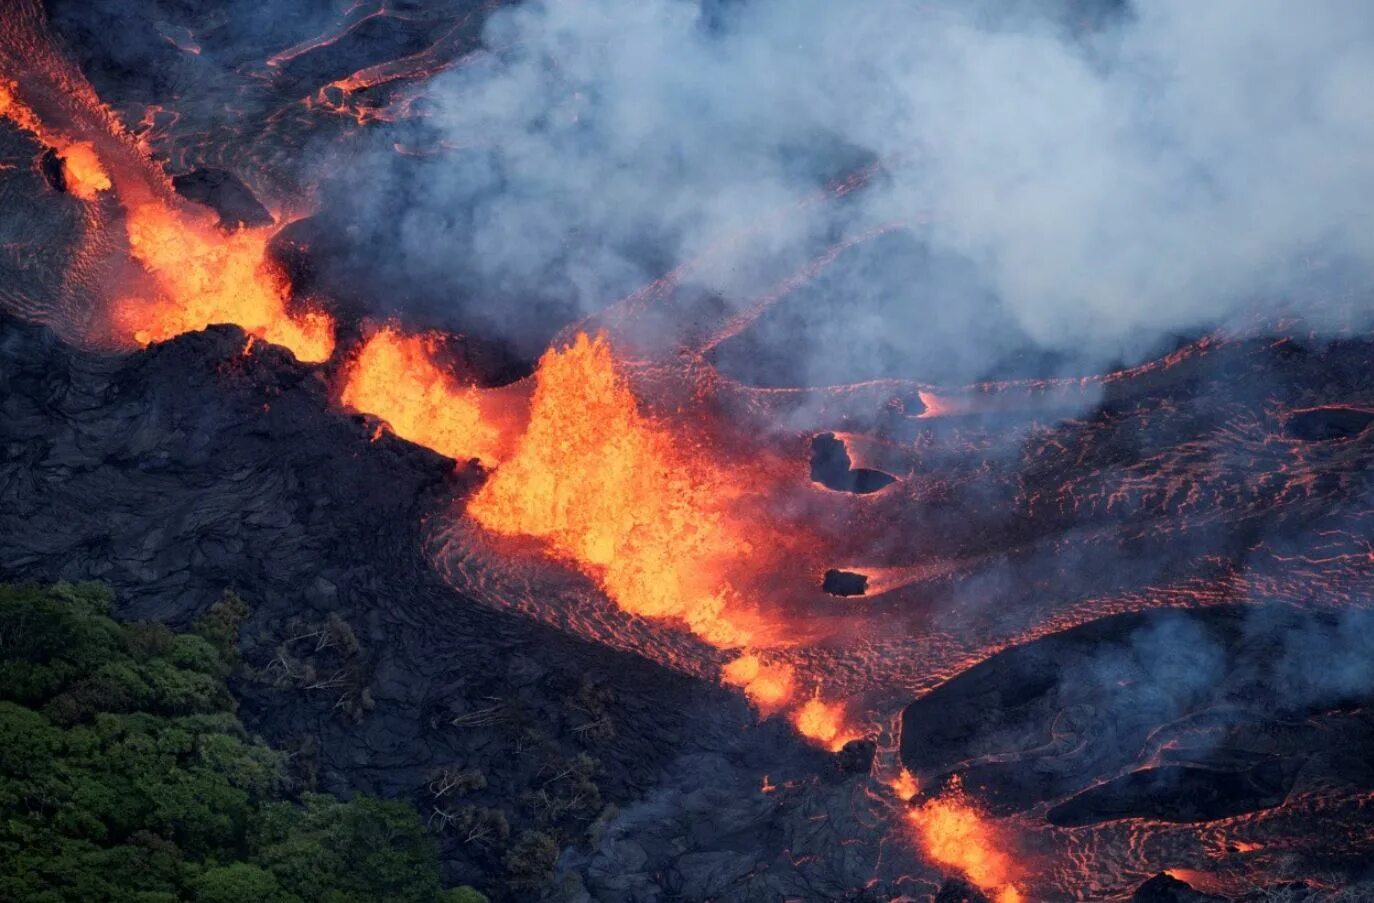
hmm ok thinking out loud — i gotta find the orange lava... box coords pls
[907,782,1022,902]
[340,327,511,466]
[791,693,857,751]
[888,768,920,802]
[113,204,334,362]
[722,653,796,710]
[55,141,110,199]
[0,79,111,200]
[468,332,766,648]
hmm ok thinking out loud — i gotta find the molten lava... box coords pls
[114,204,335,362]
[791,693,857,751]
[888,768,920,802]
[468,332,769,649]
[0,79,111,200]
[721,653,796,710]
[340,327,513,466]
[907,781,1022,903]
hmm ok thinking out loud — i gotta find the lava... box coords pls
[340,327,514,466]
[6,3,1374,898]
[721,653,796,710]
[0,79,110,200]
[791,693,858,751]
[468,332,775,650]
[113,204,335,363]
[907,781,1023,903]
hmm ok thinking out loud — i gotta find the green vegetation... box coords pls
[0,582,486,903]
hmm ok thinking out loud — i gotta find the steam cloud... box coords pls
[328,0,1374,382]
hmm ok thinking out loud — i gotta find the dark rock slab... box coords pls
[900,606,1374,821]
[1132,872,1230,903]
[810,432,896,493]
[1283,406,1374,441]
[1047,759,1302,827]
[822,568,868,597]
[172,168,274,229]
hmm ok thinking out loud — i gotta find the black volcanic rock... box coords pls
[934,877,993,903]
[810,432,896,493]
[172,167,275,229]
[0,314,758,897]
[1132,872,1230,903]
[834,738,876,775]
[900,606,1374,823]
[822,568,868,596]
[1047,759,1302,827]
[1283,405,1374,441]
[38,147,66,193]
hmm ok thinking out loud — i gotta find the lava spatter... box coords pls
[340,326,515,466]
[468,331,772,650]
[908,780,1023,903]
[114,204,335,363]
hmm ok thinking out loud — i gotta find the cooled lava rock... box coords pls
[833,738,876,775]
[1131,872,1230,903]
[822,568,869,597]
[0,313,761,895]
[1283,405,1374,441]
[172,167,275,229]
[900,606,1374,824]
[809,432,896,493]
[934,877,993,903]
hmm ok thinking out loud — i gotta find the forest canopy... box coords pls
[0,581,486,903]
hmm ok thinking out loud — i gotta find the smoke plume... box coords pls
[320,0,1374,381]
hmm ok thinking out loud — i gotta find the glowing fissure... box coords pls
[114,204,335,363]
[341,327,510,466]
[469,332,763,649]
[907,779,1023,903]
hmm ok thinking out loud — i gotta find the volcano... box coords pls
[3,1,1374,901]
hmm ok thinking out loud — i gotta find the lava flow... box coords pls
[113,204,335,362]
[907,781,1023,903]
[467,332,775,649]
[0,78,111,200]
[341,327,516,465]
[8,3,1374,899]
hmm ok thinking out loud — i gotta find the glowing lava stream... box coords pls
[907,779,1024,903]
[1,59,334,363]
[341,328,861,747]
[0,78,111,200]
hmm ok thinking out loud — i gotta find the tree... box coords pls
[0,582,485,903]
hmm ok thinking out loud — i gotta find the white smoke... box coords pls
[392,0,1374,382]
